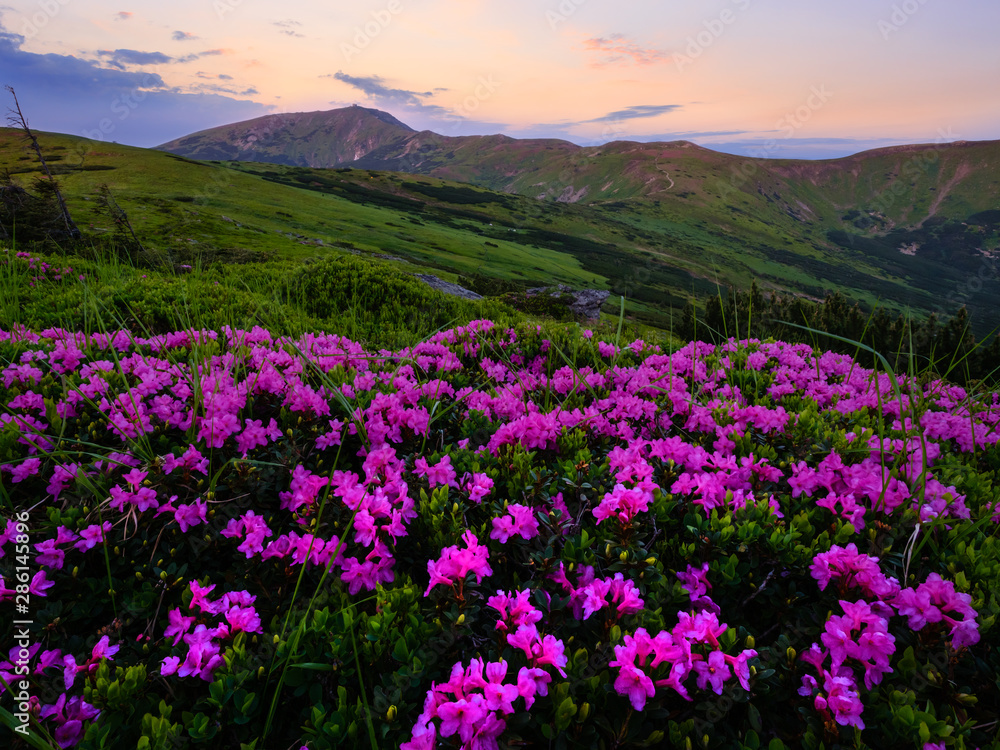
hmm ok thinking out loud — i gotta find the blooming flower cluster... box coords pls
[425,529,493,597]
[2,248,82,287]
[609,610,758,711]
[402,657,529,750]
[160,581,263,681]
[1,319,996,747]
[803,550,981,728]
[0,637,115,747]
[798,599,896,730]
[894,572,980,649]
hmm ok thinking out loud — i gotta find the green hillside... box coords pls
[6,127,1000,333]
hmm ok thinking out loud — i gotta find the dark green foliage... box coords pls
[287,255,520,348]
[0,174,73,243]
[498,289,577,321]
[456,272,526,296]
[692,282,1000,386]
[401,181,516,206]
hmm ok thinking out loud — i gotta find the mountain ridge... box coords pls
[156,108,1000,330]
[6,111,998,335]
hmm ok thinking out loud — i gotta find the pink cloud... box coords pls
[115,11,132,21]
[583,34,668,67]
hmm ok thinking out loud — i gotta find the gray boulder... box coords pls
[415,274,483,300]
[527,284,610,319]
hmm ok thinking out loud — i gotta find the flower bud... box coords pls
[456,614,465,626]
[387,705,397,721]
[619,551,628,563]
[786,647,796,663]
[745,635,755,649]
[577,702,590,722]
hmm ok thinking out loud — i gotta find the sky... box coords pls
[1,0,998,159]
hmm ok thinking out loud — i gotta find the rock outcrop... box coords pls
[415,274,483,300]
[526,284,610,319]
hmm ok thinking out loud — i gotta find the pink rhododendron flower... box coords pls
[894,573,980,649]
[490,503,539,543]
[810,543,900,599]
[677,562,712,600]
[11,456,41,482]
[425,530,492,596]
[693,649,731,695]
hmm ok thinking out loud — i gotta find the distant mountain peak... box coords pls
[343,105,415,131]
[156,106,417,168]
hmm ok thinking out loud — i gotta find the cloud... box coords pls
[273,19,303,38]
[583,34,669,67]
[586,104,681,123]
[328,71,449,116]
[176,48,230,64]
[98,48,172,67]
[325,73,514,136]
[192,82,259,97]
[0,20,269,147]
[114,11,132,21]
[172,30,198,41]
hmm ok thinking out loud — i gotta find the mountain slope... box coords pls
[7,126,1000,333]
[156,106,415,167]
[158,108,1000,224]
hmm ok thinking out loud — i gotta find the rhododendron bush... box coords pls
[1,320,999,749]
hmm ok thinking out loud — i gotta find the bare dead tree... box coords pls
[96,183,144,258]
[5,84,81,239]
